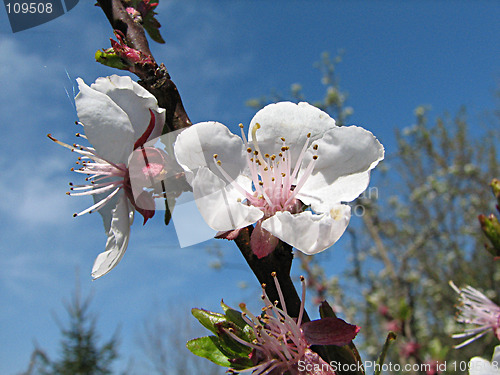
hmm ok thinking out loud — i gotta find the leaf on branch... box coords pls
[127,0,165,44]
[186,336,232,367]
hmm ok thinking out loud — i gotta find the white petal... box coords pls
[261,204,351,255]
[493,346,500,363]
[191,167,263,231]
[249,102,337,163]
[299,125,384,205]
[75,78,135,164]
[91,195,134,279]
[298,171,371,213]
[469,356,500,375]
[174,121,248,184]
[91,75,166,141]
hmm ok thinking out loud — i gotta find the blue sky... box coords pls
[1,1,499,374]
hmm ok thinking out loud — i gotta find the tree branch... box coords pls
[234,227,310,322]
[95,0,192,133]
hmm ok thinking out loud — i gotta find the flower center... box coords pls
[214,123,318,217]
[48,133,128,217]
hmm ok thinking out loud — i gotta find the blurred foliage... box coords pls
[247,52,500,374]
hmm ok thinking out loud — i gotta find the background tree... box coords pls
[22,282,120,375]
[136,308,224,375]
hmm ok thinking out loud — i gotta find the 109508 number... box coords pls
[6,2,53,14]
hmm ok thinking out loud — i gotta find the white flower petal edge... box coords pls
[192,167,263,231]
[469,346,500,375]
[262,204,351,255]
[92,195,134,279]
[174,121,248,184]
[90,75,165,142]
[76,78,135,164]
[249,101,337,164]
[299,125,384,211]
[75,75,166,164]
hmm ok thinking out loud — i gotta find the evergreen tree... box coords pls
[22,283,119,375]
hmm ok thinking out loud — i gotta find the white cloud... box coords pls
[0,154,78,226]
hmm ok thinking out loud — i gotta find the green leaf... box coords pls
[214,321,253,358]
[186,336,231,367]
[95,49,128,70]
[191,308,227,335]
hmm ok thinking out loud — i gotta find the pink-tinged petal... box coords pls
[90,75,165,142]
[302,317,360,346]
[250,221,279,258]
[192,167,263,231]
[300,125,384,205]
[75,78,135,164]
[91,195,134,279]
[134,109,156,149]
[249,102,337,164]
[215,228,242,241]
[261,206,350,255]
[300,349,337,375]
[129,190,155,224]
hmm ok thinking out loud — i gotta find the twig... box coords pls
[95,0,191,133]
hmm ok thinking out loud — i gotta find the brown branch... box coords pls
[96,0,153,56]
[95,0,192,133]
[234,227,310,323]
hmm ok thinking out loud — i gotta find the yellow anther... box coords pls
[217,160,222,165]
[213,153,218,159]
[307,132,311,138]
[313,144,318,150]
[239,123,244,128]
[247,147,252,153]
[313,155,318,160]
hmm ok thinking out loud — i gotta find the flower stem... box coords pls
[234,226,310,323]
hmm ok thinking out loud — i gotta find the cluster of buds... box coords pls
[96,30,156,74]
[124,0,165,43]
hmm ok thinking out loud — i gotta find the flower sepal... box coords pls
[317,301,365,375]
[187,305,255,370]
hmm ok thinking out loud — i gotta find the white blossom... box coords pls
[174,102,384,257]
